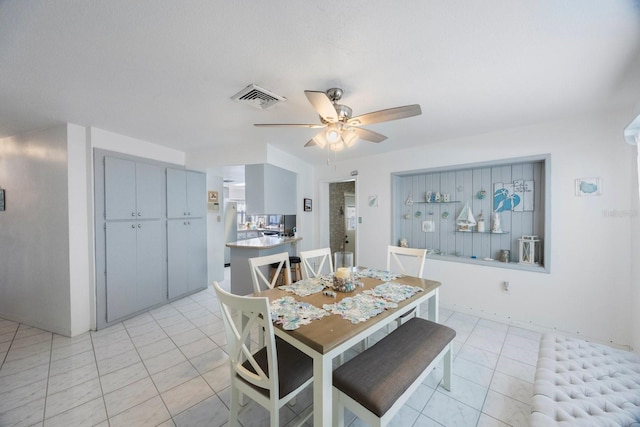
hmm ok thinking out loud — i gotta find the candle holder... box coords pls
[333,276,357,293]
[333,267,358,292]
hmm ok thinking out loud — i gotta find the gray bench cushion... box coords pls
[333,317,456,417]
[531,334,640,426]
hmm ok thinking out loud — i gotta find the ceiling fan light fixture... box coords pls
[312,133,327,148]
[342,128,358,147]
[329,141,345,152]
[326,127,340,143]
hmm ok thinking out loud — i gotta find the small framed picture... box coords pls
[575,177,601,196]
[0,189,4,211]
[208,191,219,202]
[368,195,379,207]
[304,198,312,212]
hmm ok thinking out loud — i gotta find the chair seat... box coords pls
[241,337,313,398]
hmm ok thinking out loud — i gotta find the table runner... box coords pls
[278,276,331,297]
[269,296,330,330]
[322,294,398,324]
[363,282,423,303]
[354,268,404,281]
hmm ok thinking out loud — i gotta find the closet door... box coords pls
[105,221,138,322]
[187,171,206,218]
[187,218,207,292]
[166,168,187,219]
[135,163,162,220]
[136,220,164,308]
[167,219,188,299]
[105,157,136,220]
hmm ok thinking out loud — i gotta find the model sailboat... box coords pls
[456,202,476,231]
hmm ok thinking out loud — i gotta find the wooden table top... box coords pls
[254,273,441,354]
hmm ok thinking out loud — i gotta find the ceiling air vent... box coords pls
[231,84,286,110]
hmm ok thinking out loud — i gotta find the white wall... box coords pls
[90,127,186,165]
[317,110,637,347]
[0,126,73,335]
[67,124,92,336]
[206,167,225,284]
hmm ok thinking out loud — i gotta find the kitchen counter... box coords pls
[226,236,301,249]
[226,236,302,295]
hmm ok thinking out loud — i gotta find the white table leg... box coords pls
[313,353,333,427]
[428,288,439,323]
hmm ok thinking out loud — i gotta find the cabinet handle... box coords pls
[131,212,136,217]
[131,224,135,228]
[187,221,191,225]
[187,212,191,216]
[137,212,141,216]
[184,221,188,225]
[138,224,142,228]
[184,212,187,216]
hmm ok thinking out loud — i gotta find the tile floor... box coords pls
[0,268,542,426]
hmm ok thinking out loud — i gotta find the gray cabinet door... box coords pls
[187,171,206,218]
[105,157,136,220]
[167,219,188,299]
[166,168,187,219]
[187,218,207,292]
[136,220,164,308]
[136,163,162,219]
[105,221,138,322]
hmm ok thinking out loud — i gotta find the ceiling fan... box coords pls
[254,88,422,151]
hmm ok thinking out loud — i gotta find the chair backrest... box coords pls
[387,245,427,277]
[248,252,292,292]
[213,281,278,395]
[299,247,334,279]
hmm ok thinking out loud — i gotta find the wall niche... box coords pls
[392,155,549,272]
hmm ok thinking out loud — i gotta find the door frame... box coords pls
[318,178,358,266]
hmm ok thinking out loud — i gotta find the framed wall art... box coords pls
[304,198,312,212]
[575,177,601,196]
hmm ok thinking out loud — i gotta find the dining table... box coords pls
[252,267,442,427]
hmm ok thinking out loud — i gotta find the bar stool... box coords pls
[269,262,287,286]
[270,256,302,285]
[289,256,302,283]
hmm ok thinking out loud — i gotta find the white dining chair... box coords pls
[299,247,334,279]
[387,245,427,325]
[248,252,292,293]
[213,281,313,427]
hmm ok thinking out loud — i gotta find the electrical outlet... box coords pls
[503,281,510,292]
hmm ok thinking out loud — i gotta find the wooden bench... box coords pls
[332,317,456,427]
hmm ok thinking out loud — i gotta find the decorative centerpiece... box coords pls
[333,267,356,292]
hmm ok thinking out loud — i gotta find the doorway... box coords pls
[329,180,356,261]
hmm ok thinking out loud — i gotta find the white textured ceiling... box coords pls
[1,1,639,166]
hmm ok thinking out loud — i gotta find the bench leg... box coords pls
[442,344,452,391]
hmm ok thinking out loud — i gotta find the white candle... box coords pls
[335,267,350,279]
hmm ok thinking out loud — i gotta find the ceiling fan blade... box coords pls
[304,90,338,123]
[353,127,387,143]
[254,123,326,128]
[348,104,422,126]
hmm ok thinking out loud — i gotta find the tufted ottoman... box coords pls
[530,334,640,426]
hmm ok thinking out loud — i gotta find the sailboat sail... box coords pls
[456,202,476,231]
